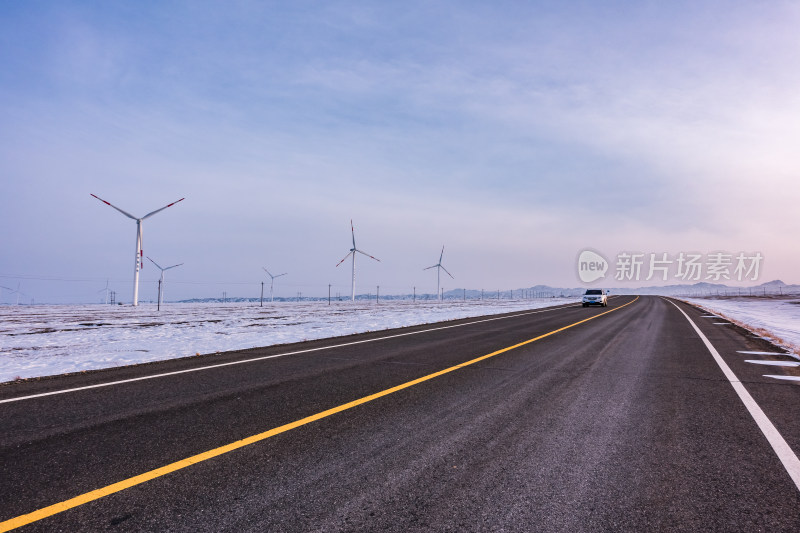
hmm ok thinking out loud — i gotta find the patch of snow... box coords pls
[682,297,800,357]
[0,299,577,383]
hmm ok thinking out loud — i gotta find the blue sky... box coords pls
[2,1,799,302]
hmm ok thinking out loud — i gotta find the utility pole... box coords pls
[260,282,264,307]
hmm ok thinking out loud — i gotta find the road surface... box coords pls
[2,295,800,531]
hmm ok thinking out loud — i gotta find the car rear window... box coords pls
[585,289,602,295]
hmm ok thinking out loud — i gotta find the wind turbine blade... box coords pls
[165,263,183,270]
[439,246,444,264]
[147,256,164,270]
[356,249,380,262]
[275,273,287,278]
[142,197,185,220]
[336,251,353,267]
[351,219,356,249]
[441,265,454,279]
[90,194,137,220]
[423,265,438,270]
[263,268,273,278]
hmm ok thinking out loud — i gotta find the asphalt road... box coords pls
[2,295,800,532]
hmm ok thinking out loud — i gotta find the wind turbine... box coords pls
[424,246,454,301]
[336,219,380,301]
[148,257,183,309]
[91,194,184,306]
[262,268,287,302]
[4,283,27,305]
[97,279,111,304]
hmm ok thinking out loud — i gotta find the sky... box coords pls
[1,1,799,303]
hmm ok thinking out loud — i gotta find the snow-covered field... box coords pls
[0,298,576,383]
[682,297,800,355]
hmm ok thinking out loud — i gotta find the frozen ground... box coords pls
[0,298,576,383]
[682,297,800,356]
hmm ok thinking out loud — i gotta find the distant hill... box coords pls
[174,280,799,303]
[441,280,800,299]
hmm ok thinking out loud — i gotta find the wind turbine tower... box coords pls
[148,257,183,309]
[91,194,184,306]
[98,279,111,304]
[424,246,454,301]
[263,268,287,302]
[9,283,25,305]
[336,219,380,301]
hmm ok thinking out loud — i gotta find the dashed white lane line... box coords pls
[745,360,800,367]
[738,350,800,362]
[667,299,800,492]
[713,322,731,325]
[738,351,792,356]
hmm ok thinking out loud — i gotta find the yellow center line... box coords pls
[0,296,639,532]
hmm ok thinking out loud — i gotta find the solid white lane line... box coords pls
[667,299,800,492]
[744,360,800,367]
[0,302,583,404]
[765,376,800,382]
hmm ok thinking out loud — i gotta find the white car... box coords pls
[582,289,608,307]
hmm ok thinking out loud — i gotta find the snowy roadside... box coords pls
[680,297,800,357]
[0,298,577,383]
